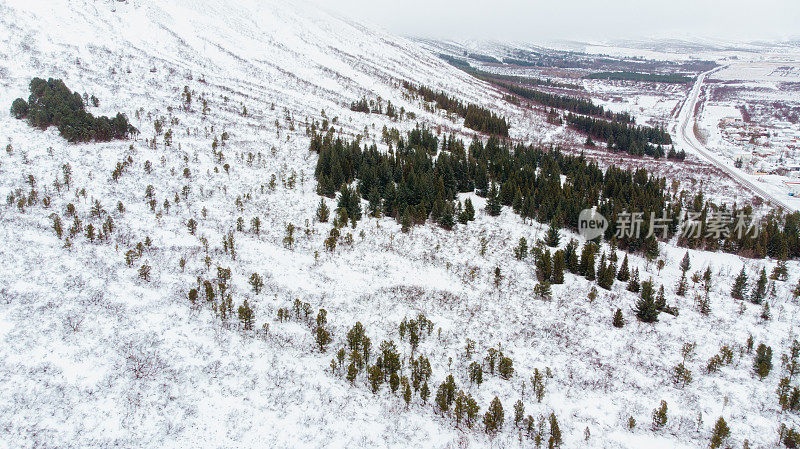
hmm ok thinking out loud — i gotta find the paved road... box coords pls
[673,67,796,212]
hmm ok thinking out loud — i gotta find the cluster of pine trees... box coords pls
[312,120,800,263]
[402,82,509,136]
[349,97,401,119]
[565,113,672,157]
[677,203,800,260]
[312,126,682,252]
[494,82,634,123]
[10,78,137,142]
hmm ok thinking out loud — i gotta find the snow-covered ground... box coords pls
[1,1,799,449]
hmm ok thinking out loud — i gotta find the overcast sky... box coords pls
[311,0,800,43]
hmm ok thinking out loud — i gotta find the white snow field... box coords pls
[0,1,799,448]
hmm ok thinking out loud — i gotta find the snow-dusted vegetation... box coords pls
[1,1,799,448]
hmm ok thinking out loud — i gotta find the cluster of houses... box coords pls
[717,116,800,196]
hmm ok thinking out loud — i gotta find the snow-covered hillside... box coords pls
[1,1,799,448]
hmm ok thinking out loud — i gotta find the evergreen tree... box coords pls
[459,198,475,223]
[579,243,597,280]
[709,417,730,449]
[10,98,28,119]
[316,198,330,222]
[249,272,264,295]
[617,254,630,282]
[652,400,668,429]
[731,267,748,300]
[368,365,383,393]
[536,249,552,282]
[627,268,640,293]
[793,279,800,301]
[750,268,768,304]
[401,208,411,233]
[754,344,773,379]
[486,183,502,216]
[551,250,565,284]
[237,299,254,330]
[546,219,561,247]
[676,272,688,296]
[314,309,332,352]
[367,187,382,218]
[420,381,430,404]
[508,399,523,428]
[655,285,666,310]
[483,397,504,433]
[635,280,659,323]
[771,259,788,281]
[597,255,615,290]
[402,378,412,406]
[337,184,362,223]
[565,240,579,274]
[679,251,691,273]
[439,202,455,230]
[514,237,528,260]
[613,308,624,328]
[548,413,563,448]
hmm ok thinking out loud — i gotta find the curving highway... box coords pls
[673,67,796,212]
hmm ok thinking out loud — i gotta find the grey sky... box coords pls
[311,0,800,43]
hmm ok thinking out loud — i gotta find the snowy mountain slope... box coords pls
[0,1,799,449]
[0,0,511,134]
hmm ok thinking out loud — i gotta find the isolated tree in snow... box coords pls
[468,361,483,385]
[731,267,747,300]
[635,280,659,323]
[754,344,773,380]
[709,417,730,449]
[51,214,63,239]
[679,251,691,273]
[750,267,768,304]
[514,237,528,260]
[652,400,668,429]
[249,273,264,295]
[483,397,504,433]
[613,309,625,328]
[138,263,151,282]
[465,394,480,428]
[237,299,254,330]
